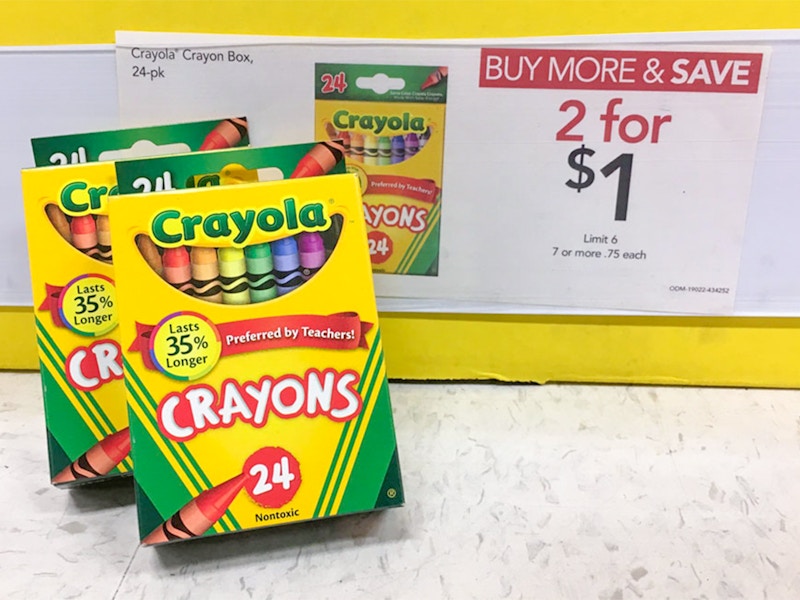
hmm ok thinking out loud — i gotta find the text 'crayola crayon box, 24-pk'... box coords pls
[21,118,249,486]
[315,64,447,276]
[108,172,404,544]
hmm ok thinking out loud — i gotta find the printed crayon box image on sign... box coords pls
[109,174,404,544]
[20,118,249,487]
[315,64,447,276]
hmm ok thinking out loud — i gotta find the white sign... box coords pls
[115,34,770,314]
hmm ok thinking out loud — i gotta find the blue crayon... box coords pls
[419,126,432,149]
[404,133,419,160]
[390,135,405,164]
[271,237,304,296]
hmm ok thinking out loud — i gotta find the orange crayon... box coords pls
[290,141,346,179]
[349,132,364,163]
[199,117,249,150]
[421,66,448,90]
[136,234,163,276]
[143,473,247,545]
[162,246,193,294]
[45,204,71,243]
[95,215,112,262]
[190,247,223,303]
[70,215,99,258]
[52,427,131,484]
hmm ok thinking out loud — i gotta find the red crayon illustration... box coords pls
[162,246,193,293]
[52,427,131,484]
[142,473,247,545]
[199,117,249,150]
[290,141,346,179]
[70,215,98,255]
[421,66,448,90]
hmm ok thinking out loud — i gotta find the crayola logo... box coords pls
[332,110,425,135]
[59,181,118,216]
[151,197,329,246]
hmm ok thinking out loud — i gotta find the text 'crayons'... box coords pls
[135,215,343,306]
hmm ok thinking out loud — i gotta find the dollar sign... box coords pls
[566,144,595,192]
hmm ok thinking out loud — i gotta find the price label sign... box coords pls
[474,46,770,313]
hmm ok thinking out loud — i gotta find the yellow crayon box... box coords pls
[108,173,404,544]
[21,118,250,486]
[315,64,447,276]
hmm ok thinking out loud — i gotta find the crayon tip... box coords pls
[162,246,190,268]
[70,214,96,235]
[244,243,272,260]
[271,237,298,255]
[191,247,218,265]
[195,473,247,519]
[298,232,325,253]
[218,247,245,262]
[99,427,132,462]
[421,66,448,90]
[290,141,346,179]
[199,117,249,150]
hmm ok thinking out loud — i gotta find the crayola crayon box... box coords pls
[21,118,249,487]
[315,63,447,276]
[108,173,403,544]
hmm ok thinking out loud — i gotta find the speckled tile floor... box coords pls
[1,371,798,599]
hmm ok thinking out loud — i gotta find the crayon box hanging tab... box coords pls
[21,118,249,487]
[315,64,447,276]
[114,141,348,198]
[109,174,404,545]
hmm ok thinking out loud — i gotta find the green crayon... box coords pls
[244,243,278,303]
[377,136,392,165]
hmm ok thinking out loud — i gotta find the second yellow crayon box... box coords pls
[21,118,249,487]
[109,174,404,544]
